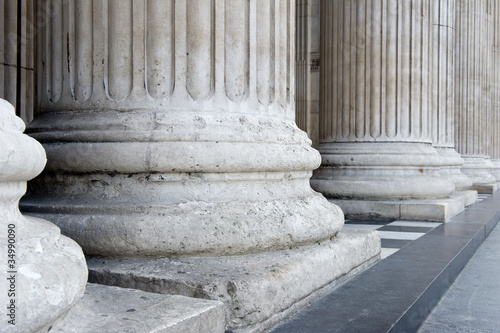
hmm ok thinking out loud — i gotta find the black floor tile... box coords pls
[344,219,393,225]
[381,238,413,248]
[377,225,433,233]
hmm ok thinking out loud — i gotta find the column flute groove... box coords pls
[455,0,497,193]
[312,0,455,204]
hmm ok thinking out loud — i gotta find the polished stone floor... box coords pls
[418,201,500,333]
[344,220,442,259]
[269,193,500,333]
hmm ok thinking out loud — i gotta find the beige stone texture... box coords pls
[86,229,380,332]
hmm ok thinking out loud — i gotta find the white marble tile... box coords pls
[388,221,442,228]
[343,224,385,230]
[377,231,425,240]
[380,248,399,259]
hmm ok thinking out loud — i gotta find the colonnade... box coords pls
[298,0,500,220]
[2,0,499,331]
[1,1,381,331]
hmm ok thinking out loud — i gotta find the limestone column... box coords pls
[0,99,87,332]
[312,0,455,211]
[432,0,473,194]
[295,0,320,147]
[490,1,500,183]
[0,0,35,124]
[455,0,497,193]
[22,0,346,258]
[22,1,381,329]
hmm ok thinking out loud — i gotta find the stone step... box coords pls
[49,283,225,333]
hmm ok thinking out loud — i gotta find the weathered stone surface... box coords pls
[431,1,472,191]
[86,229,380,332]
[455,1,497,192]
[436,148,473,191]
[312,142,455,201]
[0,99,87,332]
[449,190,479,208]
[50,283,225,333]
[332,197,465,222]
[460,157,498,193]
[313,0,456,202]
[22,0,346,259]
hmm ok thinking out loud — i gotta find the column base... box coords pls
[490,159,500,187]
[461,157,498,193]
[330,191,476,222]
[86,229,380,332]
[470,183,498,194]
[435,147,473,191]
[312,142,455,200]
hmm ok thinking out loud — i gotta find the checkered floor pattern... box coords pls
[344,194,490,259]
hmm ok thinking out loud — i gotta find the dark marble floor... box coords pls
[269,193,500,333]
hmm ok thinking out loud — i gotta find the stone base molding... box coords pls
[311,142,455,201]
[461,157,498,194]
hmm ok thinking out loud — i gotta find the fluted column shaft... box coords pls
[455,0,496,189]
[312,0,454,200]
[490,0,500,182]
[0,0,35,123]
[432,0,472,191]
[295,0,320,147]
[23,0,343,258]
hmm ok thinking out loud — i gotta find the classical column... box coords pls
[432,0,473,193]
[0,0,35,123]
[0,99,87,332]
[455,0,497,193]
[312,0,455,214]
[295,0,320,147]
[24,0,344,258]
[22,1,380,329]
[490,1,500,183]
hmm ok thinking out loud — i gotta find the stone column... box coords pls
[295,0,320,147]
[490,1,500,183]
[0,99,87,332]
[24,0,344,258]
[22,1,380,330]
[455,0,497,193]
[311,0,458,221]
[0,0,35,124]
[432,0,473,194]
